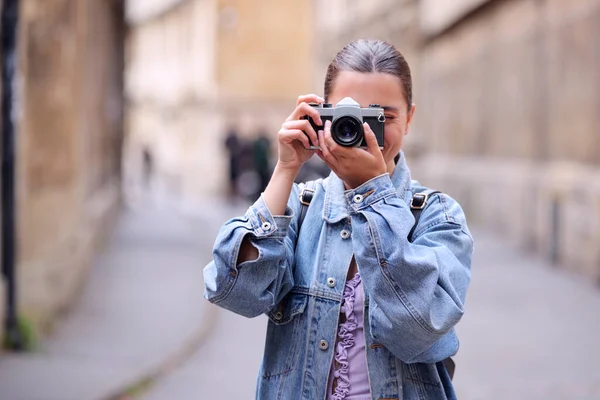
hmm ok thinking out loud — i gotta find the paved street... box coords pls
[453,231,600,400]
[0,198,247,400]
[141,229,600,400]
[0,197,599,400]
[142,304,267,400]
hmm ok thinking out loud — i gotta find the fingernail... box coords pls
[318,97,325,102]
[325,120,331,128]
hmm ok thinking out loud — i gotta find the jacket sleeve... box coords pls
[203,185,304,318]
[348,174,474,363]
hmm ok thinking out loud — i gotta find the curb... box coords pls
[100,199,247,400]
[101,303,221,400]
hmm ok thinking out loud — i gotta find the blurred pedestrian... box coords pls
[205,40,473,400]
[231,139,258,201]
[224,127,242,199]
[142,148,153,189]
[251,129,273,197]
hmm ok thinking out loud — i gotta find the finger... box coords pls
[318,129,338,166]
[288,102,323,126]
[315,150,335,170]
[323,120,348,158]
[282,119,318,148]
[296,94,325,106]
[362,122,381,154]
[279,129,311,149]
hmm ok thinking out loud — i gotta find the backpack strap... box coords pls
[408,189,441,242]
[298,185,441,240]
[409,188,455,379]
[298,180,316,231]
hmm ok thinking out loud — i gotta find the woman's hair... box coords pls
[324,39,412,110]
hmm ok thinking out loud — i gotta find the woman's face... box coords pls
[327,71,415,169]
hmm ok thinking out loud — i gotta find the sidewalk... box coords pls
[0,197,247,400]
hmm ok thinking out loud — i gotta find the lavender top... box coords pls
[327,273,371,399]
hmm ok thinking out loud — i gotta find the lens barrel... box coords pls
[331,116,363,147]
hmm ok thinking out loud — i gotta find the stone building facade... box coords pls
[315,0,600,282]
[124,0,314,206]
[5,0,125,335]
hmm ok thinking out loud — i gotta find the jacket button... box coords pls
[340,229,350,239]
[353,194,364,204]
[327,277,336,288]
[261,221,271,231]
[274,311,283,320]
[319,340,329,351]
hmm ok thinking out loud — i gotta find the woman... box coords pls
[204,39,473,400]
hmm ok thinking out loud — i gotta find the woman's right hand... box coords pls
[276,94,324,171]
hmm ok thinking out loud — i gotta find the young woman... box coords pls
[204,39,474,400]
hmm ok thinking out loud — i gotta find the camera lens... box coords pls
[331,116,363,147]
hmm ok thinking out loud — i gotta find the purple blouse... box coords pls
[327,273,371,399]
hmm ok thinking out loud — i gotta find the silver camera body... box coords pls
[304,97,385,149]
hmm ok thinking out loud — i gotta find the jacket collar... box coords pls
[322,151,413,224]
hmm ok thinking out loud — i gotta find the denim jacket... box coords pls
[204,153,474,400]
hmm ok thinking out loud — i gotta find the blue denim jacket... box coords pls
[204,153,473,400]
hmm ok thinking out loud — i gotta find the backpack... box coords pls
[296,181,456,380]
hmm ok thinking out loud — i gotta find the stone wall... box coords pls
[0,0,5,345]
[415,0,600,283]
[316,0,600,283]
[16,0,124,331]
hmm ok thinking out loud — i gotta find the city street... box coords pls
[0,197,598,400]
[142,224,600,399]
[142,302,267,400]
[2,1,600,400]
[0,197,247,400]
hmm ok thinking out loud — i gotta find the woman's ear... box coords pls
[405,103,416,134]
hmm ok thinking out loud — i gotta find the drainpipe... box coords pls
[1,0,23,350]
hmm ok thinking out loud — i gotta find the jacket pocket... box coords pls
[262,293,309,378]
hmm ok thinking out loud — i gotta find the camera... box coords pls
[303,97,385,149]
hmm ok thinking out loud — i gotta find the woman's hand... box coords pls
[316,120,387,189]
[276,94,324,172]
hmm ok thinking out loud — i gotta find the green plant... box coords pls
[3,315,39,351]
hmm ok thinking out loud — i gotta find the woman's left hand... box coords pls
[316,120,387,189]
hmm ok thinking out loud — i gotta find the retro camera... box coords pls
[304,97,385,148]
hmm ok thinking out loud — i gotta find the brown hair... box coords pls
[324,39,412,110]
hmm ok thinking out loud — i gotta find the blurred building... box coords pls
[124,0,314,206]
[1,0,125,340]
[315,0,600,282]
